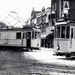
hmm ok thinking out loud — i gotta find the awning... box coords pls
[41,34,48,39]
[33,28,41,32]
[41,31,54,39]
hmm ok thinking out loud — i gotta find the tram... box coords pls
[54,22,75,58]
[0,26,41,51]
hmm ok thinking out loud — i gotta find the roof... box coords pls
[55,22,75,26]
[0,26,41,32]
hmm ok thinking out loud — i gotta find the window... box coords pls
[42,24,46,33]
[42,15,46,23]
[62,1,70,20]
[55,26,60,38]
[32,31,39,39]
[48,15,51,20]
[74,29,75,39]
[61,26,65,38]
[55,26,70,39]
[52,2,56,11]
[37,32,40,38]
[71,28,73,38]
[63,1,69,9]
[23,33,26,38]
[26,32,31,39]
[32,31,35,39]
[35,32,37,39]
[0,33,1,39]
[37,17,42,25]
[16,32,21,39]
[57,27,60,38]
[66,26,70,38]
[55,27,56,38]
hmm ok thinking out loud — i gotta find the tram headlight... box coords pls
[57,45,60,50]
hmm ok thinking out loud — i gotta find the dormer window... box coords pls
[63,1,70,10]
[62,1,70,21]
[62,1,70,15]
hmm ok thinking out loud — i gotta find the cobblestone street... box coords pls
[0,48,74,75]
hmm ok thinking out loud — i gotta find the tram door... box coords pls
[26,32,31,48]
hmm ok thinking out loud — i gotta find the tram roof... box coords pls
[55,22,75,26]
[0,27,41,32]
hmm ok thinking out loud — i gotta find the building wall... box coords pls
[70,0,75,21]
[52,0,75,22]
[36,7,54,48]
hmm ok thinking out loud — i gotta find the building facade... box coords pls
[36,7,54,48]
[30,8,41,28]
[51,0,75,23]
[51,0,75,50]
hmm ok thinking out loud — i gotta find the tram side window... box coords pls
[66,26,70,38]
[61,26,65,38]
[71,28,73,38]
[32,31,35,39]
[57,27,60,38]
[0,33,1,39]
[23,33,26,38]
[35,32,37,39]
[54,27,56,38]
[37,32,40,38]
[16,32,21,39]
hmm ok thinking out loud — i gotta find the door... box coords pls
[26,32,31,48]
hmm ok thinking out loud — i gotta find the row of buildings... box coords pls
[0,0,75,48]
[27,0,75,48]
[29,7,54,48]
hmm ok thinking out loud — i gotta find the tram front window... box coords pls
[71,28,73,38]
[55,26,70,39]
[61,26,65,38]
[57,27,60,38]
[66,26,70,38]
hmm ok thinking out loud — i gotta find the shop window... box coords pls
[16,32,21,39]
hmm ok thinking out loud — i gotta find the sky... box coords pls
[0,0,51,27]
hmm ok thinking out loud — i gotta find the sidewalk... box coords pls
[40,47,54,51]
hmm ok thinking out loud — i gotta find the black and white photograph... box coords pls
[0,0,75,75]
